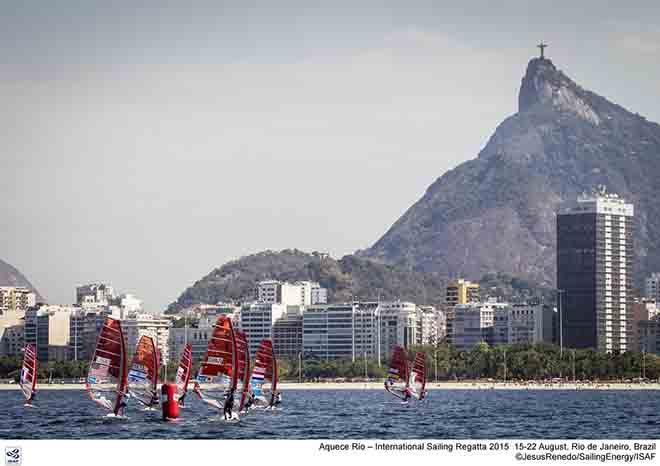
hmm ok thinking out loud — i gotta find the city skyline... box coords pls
[3,2,660,311]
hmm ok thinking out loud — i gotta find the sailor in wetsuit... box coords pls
[25,390,35,406]
[223,389,235,420]
[244,391,255,411]
[269,390,282,408]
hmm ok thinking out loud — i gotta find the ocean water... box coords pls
[1,389,659,439]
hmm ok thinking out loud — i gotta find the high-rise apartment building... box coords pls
[557,189,634,352]
[445,279,480,307]
[0,286,36,313]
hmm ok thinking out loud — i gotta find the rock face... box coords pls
[0,259,42,299]
[362,57,660,287]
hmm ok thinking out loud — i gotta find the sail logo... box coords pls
[5,447,22,466]
[207,356,224,365]
[96,356,111,366]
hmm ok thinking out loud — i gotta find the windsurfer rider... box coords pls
[244,391,255,411]
[269,390,282,408]
[223,389,235,420]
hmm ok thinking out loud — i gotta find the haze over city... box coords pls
[2,1,660,310]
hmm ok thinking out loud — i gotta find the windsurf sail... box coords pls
[127,335,159,407]
[234,330,251,411]
[250,339,277,406]
[410,352,426,400]
[384,345,409,400]
[194,315,238,410]
[175,343,193,406]
[86,317,129,415]
[20,343,38,404]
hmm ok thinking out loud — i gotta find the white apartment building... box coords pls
[122,313,171,365]
[301,301,422,364]
[24,305,76,362]
[0,286,36,313]
[419,305,442,345]
[256,280,282,304]
[239,302,287,356]
[302,303,356,360]
[118,294,143,314]
[76,283,115,308]
[310,286,328,305]
[257,280,328,306]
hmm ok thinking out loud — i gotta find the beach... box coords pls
[2,381,659,390]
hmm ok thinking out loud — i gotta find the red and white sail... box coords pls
[175,343,193,406]
[409,352,426,400]
[250,339,277,406]
[86,317,128,415]
[234,330,251,411]
[127,335,159,407]
[195,315,238,408]
[384,345,409,400]
[20,343,38,404]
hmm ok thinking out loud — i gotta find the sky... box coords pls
[2,1,660,311]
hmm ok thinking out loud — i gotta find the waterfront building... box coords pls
[419,305,441,345]
[508,303,544,344]
[645,273,660,302]
[24,305,75,362]
[239,302,287,355]
[0,323,23,357]
[0,286,36,313]
[638,318,660,355]
[557,189,634,352]
[452,302,508,351]
[76,283,115,308]
[168,325,210,369]
[272,306,303,359]
[446,279,480,307]
[122,313,171,365]
[302,303,355,360]
[256,280,328,307]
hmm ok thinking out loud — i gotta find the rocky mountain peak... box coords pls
[518,57,600,125]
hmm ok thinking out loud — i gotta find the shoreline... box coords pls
[2,381,659,391]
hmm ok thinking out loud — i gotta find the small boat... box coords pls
[384,345,410,401]
[194,315,239,418]
[86,317,129,417]
[20,343,38,407]
[175,343,193,407]
[250,339,279,408]
[127,335,159,409]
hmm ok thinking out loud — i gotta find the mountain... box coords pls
[361,56,660,286]
[0,259,42,300]
[167,249,449,313]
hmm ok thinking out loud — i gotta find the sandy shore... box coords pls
[1,381,659,391]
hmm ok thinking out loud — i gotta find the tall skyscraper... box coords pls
[557,188,634,352]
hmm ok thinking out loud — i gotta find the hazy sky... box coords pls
[2,1,659,311]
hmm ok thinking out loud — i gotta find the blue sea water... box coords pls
[1,389,659,439]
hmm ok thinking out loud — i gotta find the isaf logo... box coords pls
[5,447,22,466]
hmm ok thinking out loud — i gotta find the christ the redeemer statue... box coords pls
[538,42,548,59]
